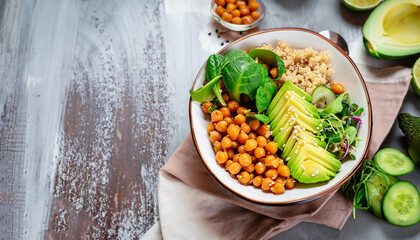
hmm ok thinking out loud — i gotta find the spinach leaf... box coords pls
[205,54,227,106]
[223,50,250,66]
[248,48,286,80]
[189,75,222,103]
[244,110,270,125]
[222,56,265,103]
[321,92,348,117]
[255,78,277,113]
[346,126,357,145]
[205,54,224,81]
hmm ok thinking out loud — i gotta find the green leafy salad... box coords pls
[190,47,364,185]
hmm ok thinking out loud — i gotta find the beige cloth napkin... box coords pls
[142,64,411,240]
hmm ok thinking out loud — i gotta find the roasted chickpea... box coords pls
[249,120,261,131]
[264,155,275,167]
[201,101,213,113]
[233,153,241,162]
[227,124,240,140]
[239,153,252,167]
[231,140,239,148]
[207,122,215,134]
[215,0,226,6]
[221,92,230,103]
[227,100,239,113]
[234,114,246,125]
[216,151,228,164]
[250,10,260,20]
[248,0,260,11]
[278,165,290,178]
[221,136,232,149]
[254,147,265,158]
[224,117,233,125]
[227,148,235,159]
[209,131,222,143]
[225,3,237,12]
[285,177,295,189]
[257,124,271,137]
[265,169,278,180]
[241,15,253,24]
[221,11,233,23]
[237,171,251,185]
[256,136,267,147]
[270,67,279,79]
[228,162,242,175]
[236,0,246,8]
[241,123,251,134]
[244,163,255,173]
[265,141,278,155]
[215,6,225,16]
[244,139,257,151]
[213,141,223,152]
[237,145,246,154]
[236,107,247,115]
[261,178,274,191]
[231,9,241,18]
[248,132,257,139]
[270,182,285,194]
[237,130,249,144]
[211,110,224,122]
[253,175,263,187]
[225,160,233,170]
[215,120,228,132]
[220,107,231,117]
[239,7,250,16]
[255,162,266,175]
[232,17,241,24]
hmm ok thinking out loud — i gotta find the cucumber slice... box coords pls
[383,181,420,227]
[374,148,415,176]
[365,173,399,218]
[311,85,336,109]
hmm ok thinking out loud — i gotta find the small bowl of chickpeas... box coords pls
[210,0,265,31]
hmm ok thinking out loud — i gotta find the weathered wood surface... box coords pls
[0,0,419,239]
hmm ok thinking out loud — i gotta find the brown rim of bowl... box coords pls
[189,27,373,205]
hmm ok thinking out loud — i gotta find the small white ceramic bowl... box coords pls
[210,0,265,32]
[189,28,372,204]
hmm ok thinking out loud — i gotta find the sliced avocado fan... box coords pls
[267,81,340,184]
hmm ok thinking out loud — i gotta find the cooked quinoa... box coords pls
[258,41,334,95]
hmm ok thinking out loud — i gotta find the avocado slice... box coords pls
[282,125,326,158]
[363,0,420,58]
[271,110,322,150]
[268,90,318,124]
[293,160,335,184]
[266,81,312,116]
[287,142,340,174]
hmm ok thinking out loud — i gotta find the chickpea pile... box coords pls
[201,95,295,194]
[215,0,261,25]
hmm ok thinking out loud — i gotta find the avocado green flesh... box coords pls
[293,160,335,184]
[267,81,312,115]
[268,90,319,125]
[268,81,341,184]
[363,0,420,58]
[282,126,326,158]
[287,143,340,175]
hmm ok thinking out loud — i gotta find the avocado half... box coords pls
[363,0,420,58]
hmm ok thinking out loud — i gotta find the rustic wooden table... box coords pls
[1,0,419,239]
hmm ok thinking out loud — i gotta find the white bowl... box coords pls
[189,28,372,204]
